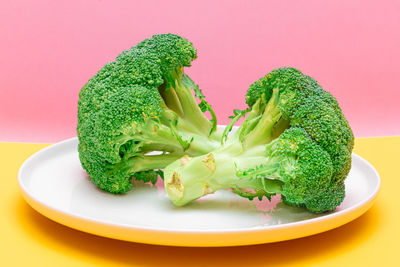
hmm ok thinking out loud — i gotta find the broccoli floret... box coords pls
[164,67,354,213]
[136,34,218,134]
[77,34,222,194]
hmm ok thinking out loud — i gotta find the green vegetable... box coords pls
[77,34,222,194]
[164,67,354,213]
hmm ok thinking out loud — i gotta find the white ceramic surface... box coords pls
[18,137,380,246]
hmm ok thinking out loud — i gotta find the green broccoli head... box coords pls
[137,33,197,70]
[291,89,354,183]
[262,128,334,209]
[239,67,353,188]
[164,67,353,213]
[77,48,163,124]
[245,67,320,116]
[77,34,222,194]
[79,152,133,193]
[91,85,162,163]
[79,147,174,194]
[78,85,177,193]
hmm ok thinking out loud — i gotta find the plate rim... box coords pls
[17,137,381,246]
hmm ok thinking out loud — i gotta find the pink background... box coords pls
[1,0,399,143]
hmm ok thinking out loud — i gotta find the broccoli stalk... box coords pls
[158,68,219,138]
[164,127,339,213]
[164,67,353,213]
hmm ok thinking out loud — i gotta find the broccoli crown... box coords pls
[291,89,354,183]
[243,67,354,183]
[77,85,164,193]
[303,182,345,213]
[245,67,320,114]
[164,67,353,213]
[241,67,353,210]
[77,33,220,194]
[136,33,197,84]
[263,128,333,207]
[137,33,197,69]
[79,150,134,193]
[78,34,197,127]
[78,48,163,125]
[92,85,162,163]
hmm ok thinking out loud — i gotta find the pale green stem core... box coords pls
[148,122,221,156]
[113,153,185,176]
[159,101,203,135]
[173,78,214,135]
[160,69,222,142]
[129,153,185,171]
[117,118,220,161]
[164,88,290,206]
[159,83,184,117]
[244,88,282,148]
[226,99,264,145]
[164,142,283,206]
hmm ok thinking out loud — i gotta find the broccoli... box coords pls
[77,34,222,194]
[164,67,354,213]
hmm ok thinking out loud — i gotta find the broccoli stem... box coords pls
[164,143,283,206]
[227,99,264,145]
[160,74,222,142]
[128,153,185,171]
[159,101,203,135]
[163,71,221,141]
[164,88,292,206]
[182,74,218,135]
[136,122,221,156]
[113,153,185,176]
[221,111,245,145]
[158,83,184,117]
[244,88,282,148]
[271,118,291,140]
[134,134,220,162]
[173,80,213,132]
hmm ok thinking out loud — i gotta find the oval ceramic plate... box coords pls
[18,137,380,247]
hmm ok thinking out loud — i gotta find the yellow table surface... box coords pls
[1,136,399,266]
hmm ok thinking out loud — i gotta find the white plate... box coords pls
[18,137,380,247]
